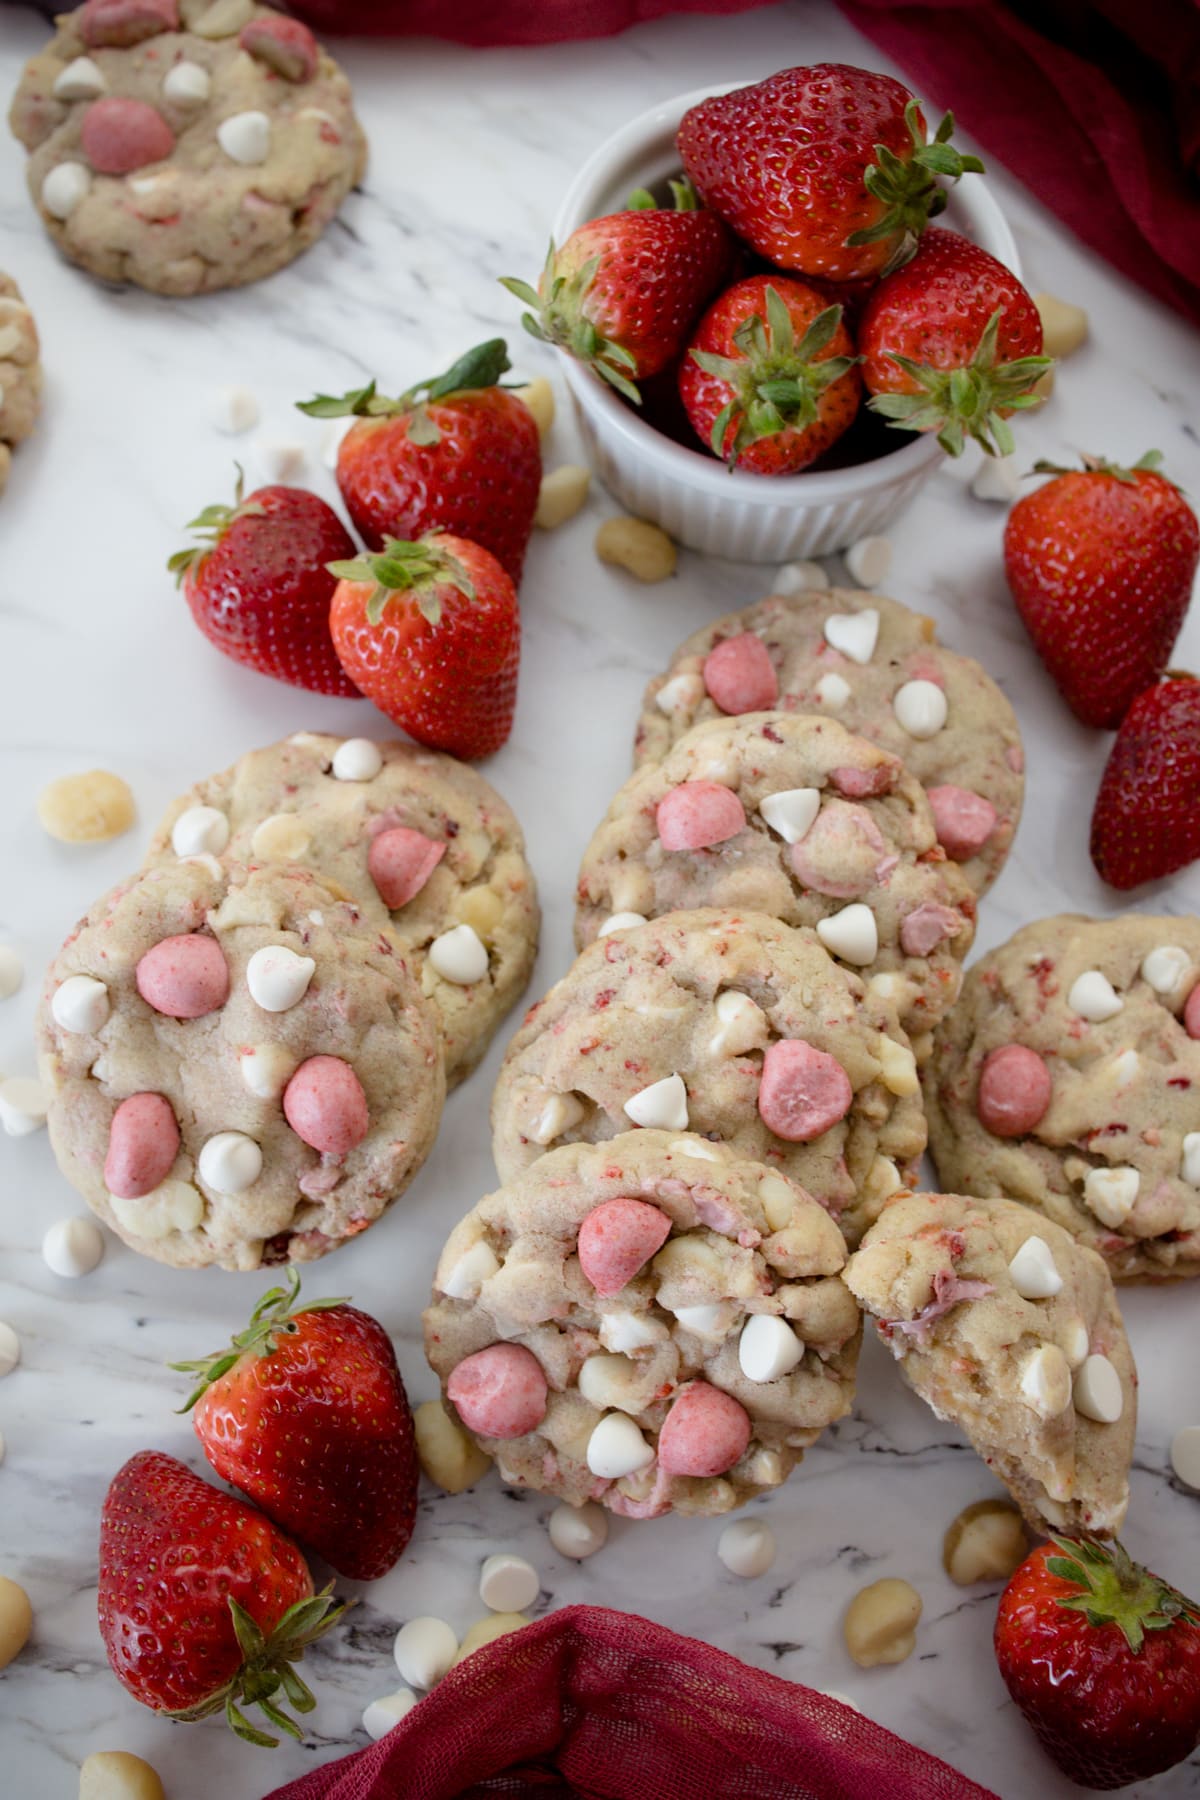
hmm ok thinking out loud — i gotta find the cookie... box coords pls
[9,0,366,296]
[0,275,42,497]
[574,711,976,1046]
[492,908,925,1247]
[36,857,444,1271]
[925,913,1200,1281]
[148,732,540,1085]
[844,1190,1136,1536]
[635,590,1024,895]
[423,1130,860,1519]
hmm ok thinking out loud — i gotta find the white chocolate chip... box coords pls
[548,1501,608,1559]
[479,1553,539,1614]
[1020,1344,1072,1418]
[823,608,879,664]
[51,974,109,1036]
[758,1172,796,1231]
[207,384,257,435]
[110,1179,203,1239]
[708,989,767,1056]
[394,1616,457,1689]
[738,1314,805,1383]
[578,1353,639,1411]
[362,1689,417,1741]
[1182,1133,1200,1186]
[0,948,21,1001]
[332,738,383,782]
[192,0,254,34]
[54,55,106,99]
[0,1323,19,1378]
[718,1517,776,1578]
[217,109,271,166]
[239,1042,295,1099]
[1033,292,1089,359]
[598,911,647,937]
[442,1240,500,1299]
[875,1036,918,1097]
[535,464,590,530]
[1170,1426,1200,1490]
[746,1447,785,1486]
[654,671,705,717]
[814,671,851,709]
[1074,1353,1123,1423]
[0,1077,48,1137]
[970,454,1019,503]
[529,1092,585,1147]
[599,1308,667,1353]
[1008,1235,1063,1300]
[429,924,489,985]
[251,813,311,861]
[246,944,315,1012]
[197,1131,262,1195]
[1068,970,1123,1022]
[863,1155,902,1208]
[1105,1049,1140,1089]
[164,58,212,106]
[774,560,829,594]
[585,1412,654,1479]
[1141,945,1191,994]
[1082,1166,1139,1228]
[816,903,878,965]
[892,679,948,739]
[671,1301,737,1338]
[42,161,91,219]
[171,805,229,857]
[1060,1318,1090,1369]
[759,787,820,844]
[253,438,306,484]
[42,1215,104,1278]
[844,536,892,588]
[673,1138,721,1161]
[624,1072,688,1130]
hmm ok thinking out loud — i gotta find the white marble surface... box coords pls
[2,3,1199,1796]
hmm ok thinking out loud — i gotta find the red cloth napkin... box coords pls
[836,0,1200,329]
[287,0,777,43]
[264,1604,997,1800]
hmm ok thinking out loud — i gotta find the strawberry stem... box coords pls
[327,534,477,627]
[500,244,644,405]
[1029,449,1166,485]
[171,1266,348,1412]
[868,308,1052,456]
[847,101,985,272]
[295,340,512,446]
[166,465,265,586]
[1045,1534,1200,1656]
[167,1586,348,1747]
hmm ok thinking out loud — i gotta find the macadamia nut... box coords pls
[451,1611,529,1666]
[414,1398,492,1493]
[79,1751,166,1800]
[38,771,135,844]
[595,515,677,583]
[1033,293,1089,359]
[535,465,591,530]
[0,1574,31,1670]
[843,1577,922,1668]
[514,376,554,438]
[942,1499,1029,1586]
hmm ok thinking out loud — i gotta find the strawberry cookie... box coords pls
[845,1190,1136,1535]
[8,0,366,295]
[491,909,925,1247]
[423,1130,860,1518]
[635,590,1023,895]
[148,732,539,1084]
[925,914,1200,1280]
[36,858,443,1270]
[0,275,42,498]
[575,711,976,1048]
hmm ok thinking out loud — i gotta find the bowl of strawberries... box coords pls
[516,66,1041,563]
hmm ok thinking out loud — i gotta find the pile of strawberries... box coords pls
[503,64,1049,472]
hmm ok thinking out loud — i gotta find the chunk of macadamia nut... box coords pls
[535,465,590,530]
[942,1499,1029,1587]
[595,515,677,583]
[843,1578,922,1668]
[79,1751,166,1800]
[514,376,555,438]
[414,1398,492,1494]
[0,1573,31,1669]
[38,770,135,844]
[451,1611,529,1667]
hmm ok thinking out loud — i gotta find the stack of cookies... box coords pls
[423,588,1139,1537]
[36,732,540,1270]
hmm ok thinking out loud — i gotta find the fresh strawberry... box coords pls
[1091,677,1200,888]
[678,276,860,473]
[995,1535,1200,1790]
[1004,451,1200,727]
[677,65,983,283]
[328,531,519,759]
[175,1270,418,1582]
[98,1450,342,1746]
[168,475,359,696]
[500,183,730,402]
[858,229,1049,454]
[297,339,540,583]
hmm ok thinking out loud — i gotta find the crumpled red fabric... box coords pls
[286,0,777,43]
[264,1604,997,1800]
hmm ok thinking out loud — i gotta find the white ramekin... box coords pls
[551,83,1022,563]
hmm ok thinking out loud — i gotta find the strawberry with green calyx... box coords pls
[98,1450,344,1747]
[995,1534,1200,1790]
[328,531,519,761]
[297,339,540,582]
[500,188,730,403]
[679,276,860,473]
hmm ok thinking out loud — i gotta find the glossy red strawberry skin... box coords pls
[331,533,519,760]
[995,1543,1200,1789]
[336,388,540,582]
[98,1450,312,1716]
[858,228,1043,395]
[677,64,923,281]
[556,209,731,378]
[678,275,860,474]
[193,1305,418,1582]
[1091,679,1200,888]
[184,486,360,697]
[1005,467,1200,728]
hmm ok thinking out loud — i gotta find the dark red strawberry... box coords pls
[168,476,359,696]
[1090,677,1200,888]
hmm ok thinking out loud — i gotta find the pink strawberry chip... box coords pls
[136,933,229,1019]
[758,1038,853,1142]
[238,15,318,82]
[80,0,178,47]
[927,785,998,861]
[105,1092,180,1199]
[368,826,445,909]
[656,1381,751,1477]
[899,902,963,958]
[703,634,779,715]
[447,1343,548,1440]
[577,1197,672,1297]
[283,1055,369,1154]
[1185,983,1200,1040]
[977,1044,1052,1137]
[80,97,175,174]
[656,781,746,852]
[829,761,897,799]
[789,799,886,899]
